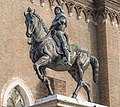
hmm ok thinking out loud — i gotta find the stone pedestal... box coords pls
[30,94,107,107]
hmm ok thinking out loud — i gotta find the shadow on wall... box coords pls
[35,76,66,99]
[88,6,99,103]
[35,81,49,99]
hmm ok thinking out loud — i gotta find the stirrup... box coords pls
[64,61,72,66]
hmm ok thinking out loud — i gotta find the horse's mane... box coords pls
[33,12,49,33]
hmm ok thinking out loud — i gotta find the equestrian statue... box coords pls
[24,7,99,102]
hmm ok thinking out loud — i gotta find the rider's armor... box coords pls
[50,7,71,66]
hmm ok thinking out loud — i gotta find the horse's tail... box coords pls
[90,55,99,83]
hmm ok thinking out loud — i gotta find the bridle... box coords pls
[26,13,40,44]
[28,13,38,36]
[26,12,51,45]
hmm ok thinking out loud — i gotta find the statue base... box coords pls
[30,94,107,107]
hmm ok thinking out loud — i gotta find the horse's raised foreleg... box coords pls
[33,55,51,77]
[34,67,44,81]
[83,82,91,102]
[33,55,50,80]
[34,55,51,68]
[33,55,53,95]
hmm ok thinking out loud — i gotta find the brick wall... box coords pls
[96,0,120,106]
[2,0,120,107]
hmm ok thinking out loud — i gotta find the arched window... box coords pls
[7,85,25,107]
[1,78,34,107]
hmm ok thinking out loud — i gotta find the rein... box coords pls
[31,16,38,34]
[31,18,51,44]
[27,12,52,45]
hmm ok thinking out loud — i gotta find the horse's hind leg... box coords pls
[83,82,91,102]
[72,57,84,98]
[72,81,82,98]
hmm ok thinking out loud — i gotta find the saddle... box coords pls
[51,30,65,55]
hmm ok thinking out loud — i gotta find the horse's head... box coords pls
[24,7,49,44]
[24,7,38,38]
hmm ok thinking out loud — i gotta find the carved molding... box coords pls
[7,86,25,107]
[96,7,120,26]
[65,1,75,16]
[1,78,34,106]
[30,0,120,27]
[74,0,95,8]
[106,0,120,12]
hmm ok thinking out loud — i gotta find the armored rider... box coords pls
[50,6,71,66]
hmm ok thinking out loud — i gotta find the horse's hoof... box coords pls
[71,95,77,99]
[49,92,54,95]
[88,99,92,102]
[48,93,54,97]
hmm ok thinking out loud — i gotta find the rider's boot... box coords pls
[64,49,72,66]
[65,59,72,66]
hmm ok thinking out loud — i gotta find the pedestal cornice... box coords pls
[30,94,108,107]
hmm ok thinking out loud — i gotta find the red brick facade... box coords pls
[0,0,120,107]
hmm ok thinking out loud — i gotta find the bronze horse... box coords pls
[24,8,99,102]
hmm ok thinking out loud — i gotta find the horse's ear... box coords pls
[24,12,26,17]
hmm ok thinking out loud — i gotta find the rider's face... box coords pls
[55,8,61,15]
